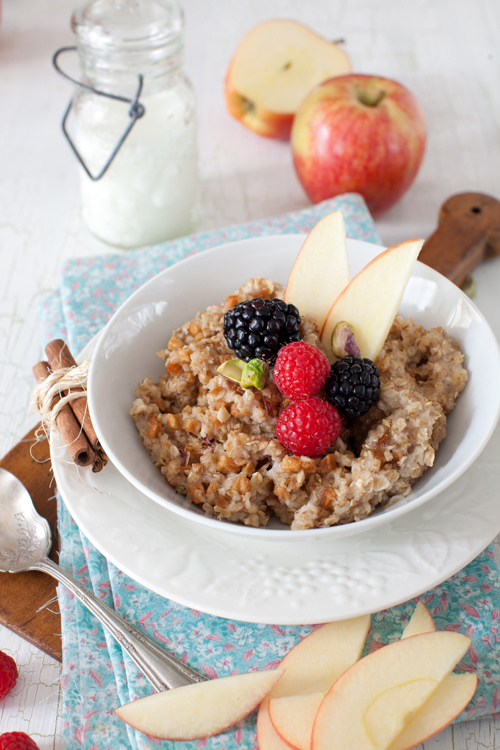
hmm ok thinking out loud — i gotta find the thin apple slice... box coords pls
[284,211,350,333]
[320,238,424,362]
[257,615,370,750]
[311,630,471,750]
[402,602,436,639]
[225,20,351,139]
[269,691,324,750]
[268,601,437,749]
[388,672,478,750]
[114,668,283,741]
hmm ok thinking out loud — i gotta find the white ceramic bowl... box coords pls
[87,234,500,540]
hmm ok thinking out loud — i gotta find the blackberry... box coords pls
[223,298,301,363]
[324,356,381,419]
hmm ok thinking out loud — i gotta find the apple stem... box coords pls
[358,89,386,107]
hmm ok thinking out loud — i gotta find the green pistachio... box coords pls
[240,359,269,390]
[217,357,268,389]
[331,321,361,358]
[217,358,247,383]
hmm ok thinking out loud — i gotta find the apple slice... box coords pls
[311,630,471,750]
[402,601,436,639]
[320,238,424,362]
[257,615,370,750]
[269,691,324,750]
[268,601,437,749]
[284,211,350,333]
[225,20,351,139]
[114,668,283,741]
[388,672,478,750]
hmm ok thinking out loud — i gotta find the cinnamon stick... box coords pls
[45,339,102,451]
[91,450,108,473]
[33,361,95,467]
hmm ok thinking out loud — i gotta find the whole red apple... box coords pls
[291,74,427,215]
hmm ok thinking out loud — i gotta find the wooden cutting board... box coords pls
[0,426,62,662]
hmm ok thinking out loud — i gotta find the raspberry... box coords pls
[273,341,331,400]
[276,397,342,457]
[0,733,40,750]
[0,651,18,702]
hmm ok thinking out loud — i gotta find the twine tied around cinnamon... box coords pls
[32,360,90,433]
[32,339,107,472]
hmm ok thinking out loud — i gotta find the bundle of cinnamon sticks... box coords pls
[33,339,107,472]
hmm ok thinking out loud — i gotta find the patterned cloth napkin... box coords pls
[38,195,500,749]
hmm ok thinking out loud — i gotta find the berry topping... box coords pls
[325,356,381,419]
[0,734,40,750]
[273,341,330,400]
[0,651,18,702]
[276,397,342,457]
[223,298,301,363]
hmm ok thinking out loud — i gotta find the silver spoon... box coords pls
[0,467,205,691]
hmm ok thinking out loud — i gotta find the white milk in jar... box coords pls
[70,0,200,248]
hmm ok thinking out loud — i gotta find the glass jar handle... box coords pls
[52,46,146,181]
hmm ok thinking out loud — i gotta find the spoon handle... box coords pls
[37,555,206,691]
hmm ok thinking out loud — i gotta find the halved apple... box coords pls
[257,615,370,750]
[225,20,351,139]
[114,668,283,741]
[320,238,424,362]
[284,211,350,333]
[311,631,471,750]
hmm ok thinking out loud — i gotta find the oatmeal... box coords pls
[130,277,468,530]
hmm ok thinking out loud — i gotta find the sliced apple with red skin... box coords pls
[284,211,350,334]
[269,691,324,750]
[225,20,351,139]
[388,672,478,750]
[257,615,370,750]
[402,601,436,639]
[270,678,477,750]
[311,631,471,750]
[114,668,283,741]
[320,238,424,362]
[268,601,437,749]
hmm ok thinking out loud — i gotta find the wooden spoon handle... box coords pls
[419,192,500,286]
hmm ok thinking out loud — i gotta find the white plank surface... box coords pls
[0,0,499,746]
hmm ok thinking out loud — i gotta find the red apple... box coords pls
[291,74,427,215]
[225,20,351,140]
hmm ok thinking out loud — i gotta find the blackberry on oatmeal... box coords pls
[130,277,468,530]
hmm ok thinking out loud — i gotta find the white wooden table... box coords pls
[0,0,499,747]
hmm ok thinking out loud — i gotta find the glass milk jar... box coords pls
[70,0,200,248]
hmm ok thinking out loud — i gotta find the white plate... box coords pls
[87,235,500,540]
[52,233,500,624]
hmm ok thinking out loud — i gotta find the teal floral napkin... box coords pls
[38,194,500,749]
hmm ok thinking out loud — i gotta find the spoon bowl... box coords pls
[0,468,51,573]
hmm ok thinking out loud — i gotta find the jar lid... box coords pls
[72,0,184,55]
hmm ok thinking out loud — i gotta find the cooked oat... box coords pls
[130,277,468,530]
